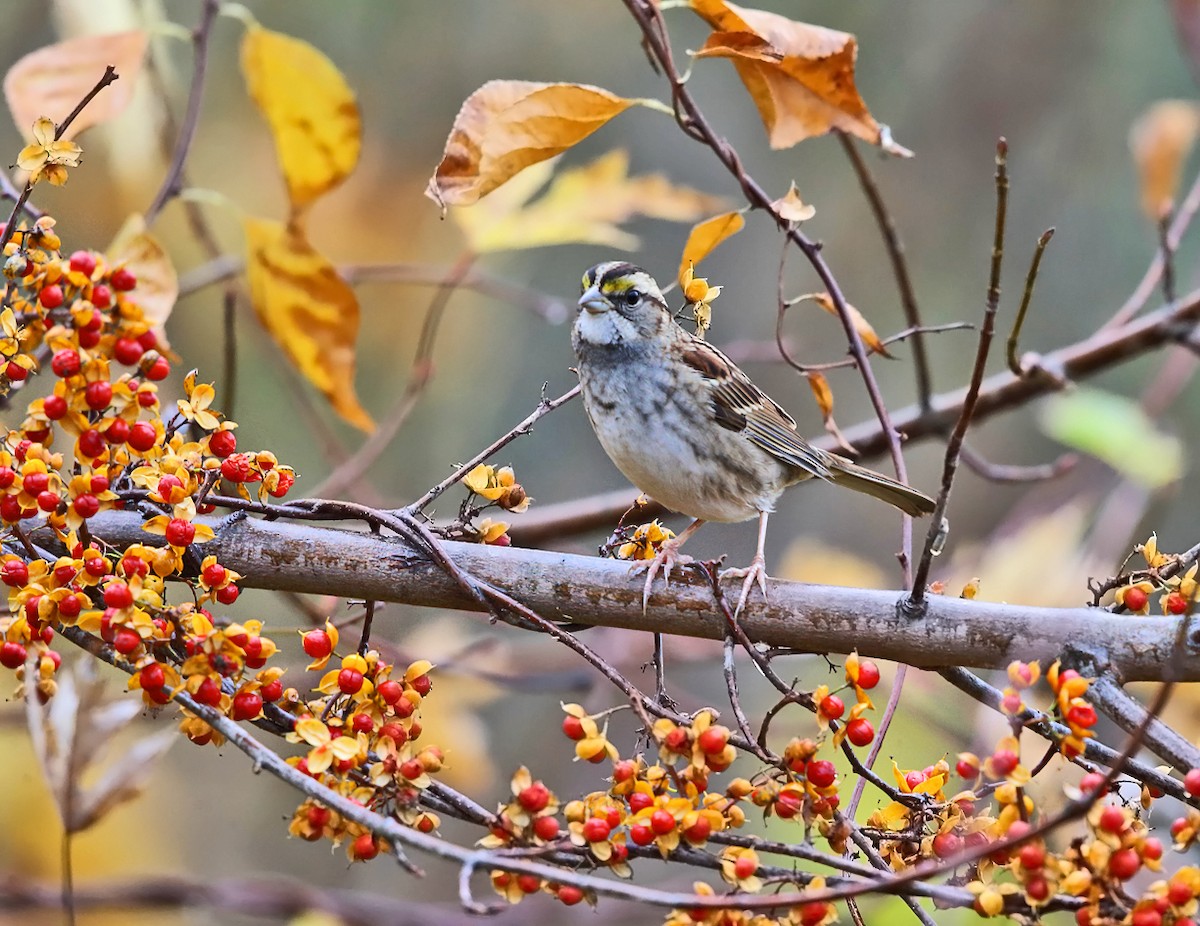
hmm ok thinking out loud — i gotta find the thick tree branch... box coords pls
[78,511,1200,682]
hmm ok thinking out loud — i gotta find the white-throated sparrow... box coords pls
[572,260,936,614]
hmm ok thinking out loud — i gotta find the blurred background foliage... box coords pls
[1,1,1199,923]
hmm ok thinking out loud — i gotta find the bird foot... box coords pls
[723,554,768,618]
[630,538,695,612]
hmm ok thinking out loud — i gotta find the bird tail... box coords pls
[829,459,936,517]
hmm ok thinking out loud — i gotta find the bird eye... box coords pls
[623,290,642,307]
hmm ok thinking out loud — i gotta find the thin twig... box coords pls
[1159,210,1176,307]
[1005,227,1055,375]
[959,443,1077,484]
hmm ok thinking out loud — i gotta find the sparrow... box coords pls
[572,260,936,615]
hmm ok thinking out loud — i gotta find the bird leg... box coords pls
[723,511,770,618]
[632,518,705,612]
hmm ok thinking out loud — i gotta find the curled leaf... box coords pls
[243,216,373,431]
[801,291,893,358]
[427,81,637,212]
[1129,99,1200,220]
[691,0,905,154]
[5,31,148,141]
[678,211,745,282]
[241,26,361,211]
[771,182,816,222]
[107,214,178,345]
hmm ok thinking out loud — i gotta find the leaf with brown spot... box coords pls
[678,211,745,282]
[244,216,373,431]
[803,291,893,358]
[1129,99,1200,220]
[427,81,640,213]
[241,26,361,212]
[454,149,723,253]
[690,0,907,154]
[771,182,816,223]
[107,214,177,347]
[4,31,148,141]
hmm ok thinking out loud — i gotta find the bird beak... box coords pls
[578,284,610,315]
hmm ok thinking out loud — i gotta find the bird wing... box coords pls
[679,340,834,481]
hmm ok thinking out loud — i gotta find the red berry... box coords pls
[137,330,157,351]
[230,691,262,720]
[164,517,195,547]
[127,421,157,452]
[697,725,728,755]
[84,556,108,577]
[110,267,137,291]
[4,360,26,381]
[629,823,654,845]
[856,660,881,689]
[775,790,802,819]
[39,284,64,309]
[113,337,143,365]
[806,760,837,789]
[990,749,1019,777]
[664,727,689,753]
[69,250,96,276]
[799,903,830,926]
[337,667,364,694]
[1185,768,1200,797]
[302,630,332,659]
[377,679,402,704]
[104,419,130,444]
[57,594,81,619]
[0,467,13,489]
[78,327,100,349]
[1,559,29,587]
[91,283,111,308]
[83,380,113,410]
[50,349,79,377]
[1168,879,1194,905]
[103,581,133,609]
[77,428,104,459]
[650,809,675,835]
[733,855,757,880]
[1078,771,1107,796]
[1143,837,1163,861]
[0,641,27,669]
[557,885,583,906]
[932,831,961,858]
[1098,805,1125,834]
[194,676,222,706]
[628,791,653,813]
[683,816,712,843]
[215,583,239,604]
[410,673,432,696]
[819,693,845,720]
[72,493,99,519]
[1109,847,1141,880]
[350,833,378,861]
[582,817,611,842]
[90,474,109,493]
[112,626,141,655]
[1166,591,1189,615]
[139,662,166,690]
[519,782,550,813]
[1018,842,1045,869]
[1124,586,1149,611]
[144,356,169,381]
[956,757,979,779]
[261,679,283,702]
[845,718,874,746]
[119,555,148,578]
[208,429,237,458]
[42,395,67,420]
[562,715,585,740]
[515,874,540,894]
[1066,703,1098,728]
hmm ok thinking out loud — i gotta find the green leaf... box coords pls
[1038,388,1183,489]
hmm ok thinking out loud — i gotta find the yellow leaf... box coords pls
[771,181,816,222]
[454,149,723,253]
[690,1,905,153]
[107,214,177,346]
[1129,99,1200,220]
[678,211,745,281]
[243,216,373,431]
[804,291,893,358]
[241,26,361,211]
[4,31,148,141]
[426,81,638,212]
[805,370,834,420]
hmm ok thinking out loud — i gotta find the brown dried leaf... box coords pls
[678,211,745,281]
[107,214,177,347]
[4,31,148,141]
[26,660,175,834]
[771,182,816,222]
[455,149,724,253]
[241,26,361,211]
[427,81,637,212]
[1129,99,1200,220]
[244,216,373,432]
[691,1,905,154]
[806,370,834,420]
[804,291,893,358]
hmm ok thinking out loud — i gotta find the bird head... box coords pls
[574,262,670,347]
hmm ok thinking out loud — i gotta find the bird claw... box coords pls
[630,539,694,612]
[723,554,768,619]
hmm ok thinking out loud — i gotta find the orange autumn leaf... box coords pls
[690,0,906,154]
[802,292,893,358]
[1129,99,1200,220]
[4,31,148,141]
[806,370,834,420]
[243,216,373,432]
[427,81,640,212]
[454,149,723,253]
[241,26,361,212]
[678,211,745,282]
[771,182,816,223]
[107,214,177,347]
